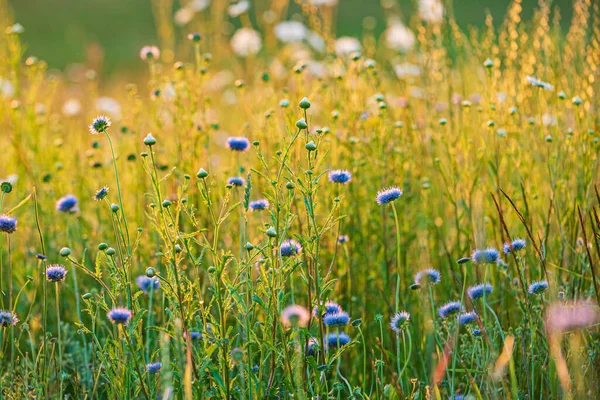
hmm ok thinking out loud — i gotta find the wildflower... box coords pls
[376,186,403,205]
[89,115,111,135]
[328,170,352,184]
[326,332,351,348]
[46,264,68,282]
[323,311,350,327]
[438,301,463,318]
[471,247,500,265]
[274,21,307,43]
[136,276,160,293]
[226,136,250,152]
[94,187,109,201]
[503,238,526,254]
[419,0,444,23]
[467,283,493,300]
[337,235,349,244]
[390,311,410,333]
[146,362,162,374]
[56,194,79,213]
[140,46,160,61]
[385,20,415,52]
[228,0,249,17]
[107,307,132,325]
[526,76,554,91]
[414,269,441,286]
[545,301,600,333]
[306,337,319,356]
[528,280,549,295]
[0,214,17,234]
[280,239,301,257]
[227,177,246,187]
[472,328,483,337]
[62,99,82,116]
[313,301,342,318]
[249,199,270,211]
[334,37,361,57]
[280,305,310,328]
[230,28,262,57]
[0,310,18,327]
[188,331,203,340]
[458,312,478,325]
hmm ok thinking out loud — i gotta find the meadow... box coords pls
[1,0,600,399]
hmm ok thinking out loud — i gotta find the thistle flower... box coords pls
[376,186,403,205]
[326,332,351,348]
[390,311,410,333]
[337,235,349,244]
[526,76,554,91]
[528,280,549,295]
[140,46,160,61]
[414,269,441,286]
[280,239,301,257]
[458,312,478,325]
[249,199,270,211]
[313,301,342,318]
[438,301,463,318]
[328,170,352,184]
[94,187,109,201]
[0,214,17,234]
[89,115,111,134]
[107,307,132,325]
[56,194,79,213]
[136,276,160,293]
[0,310,18,327]
[227,176,246,187]
[323,311,350,327]
[503,238,526,254]
[471,247,500,265]
[226,136,250,152]
[46,264,68,282]
[467,283,494,300]
[280,305,310,328]
[146,362,162,374]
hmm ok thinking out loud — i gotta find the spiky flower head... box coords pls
[280,239,302,257]
[471,247,500,265]
[376,186,403,205]
[313,301,342,318]
[227,176,246,187]
[414,268,441,286]
[438,301,463,318]
[528,280,549,295]
[249,199,270,211]
[503,238,526,254]
[467,283,493,300]
[0,214,17,234]
[46,264,68,282]
[89,115,111,135]
[328,169,352,184]
[458,312,478,325]
[226,136,250,152]
[280,304,310,328]
[56,194,79,213]
[146,362,162,374]
[326,332,351,349]
[0,310,18,327]
[390,311,410,333]
[94,187,109,201]
[136,276,160,293]
[323,311,350,327]
[107,307,132,325]
[140,46,160,61]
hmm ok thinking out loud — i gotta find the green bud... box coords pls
[82,293,92,300]
[143,133,157,146]
[305,141,317,151]
[286,182,295,190]
[299,97,311,109]
[208,266,216,274]
[59,247,71,257]
[162,200,171,208]
[245,242,254,251]
[106,247,116,256]
[296,119,308,129]
[98,243,108,251]
[483,58,493,68]
[110,203,120,213]
[197,168,209,178]
[266,227,277,238]
[146,267,156,277]
[1,182,12,193]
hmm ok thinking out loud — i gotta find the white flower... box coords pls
[62,99,82,116]
[228,1,250,17]
[334,36,361,57]
[385,20,415,52]
[542,113,557,127]
[394,63,421,78]
[307,31,326,52]
[0,78,15,98]
[419,0,444,23]
[230,28,262,57]
[174,8,195,26]
[140,46,160,61]
[274,21,308,43]
[189,0,210,11]
[310,0,338,5]
[96,97,122,119]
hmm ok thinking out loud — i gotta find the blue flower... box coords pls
[227,176,246,187]
[503,238,526,254]
[458,312,478,325]
[46,264,68,282]
[107,307,132,325]
[326,332,351,349]
[0,214,17,234]
[313,301,342,318]
[226,136,250,152]
[94,187,109,201]
[471,247,500,265]
[249,199,270,211]
[414,269,441,286]
[528,280,548,295]
[467,283,493,300]
[89,115,111,134]
[280,239,301,257]
[390,311,410,333]
[56,194,79,213]
[146,362,162,374]
[337,235,349,244]
[0,310,18,327]
[136,275,160,293]
[438,301,463,318]
[376,186,403,205]
[306,337,319,356]
[188,331,203,340]
[323,311,350,327]
[328,169,352,184]
[472,328,483,337]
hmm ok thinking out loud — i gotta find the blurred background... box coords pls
[7,0,573,80]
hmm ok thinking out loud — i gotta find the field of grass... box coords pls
[1,0,600,399]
